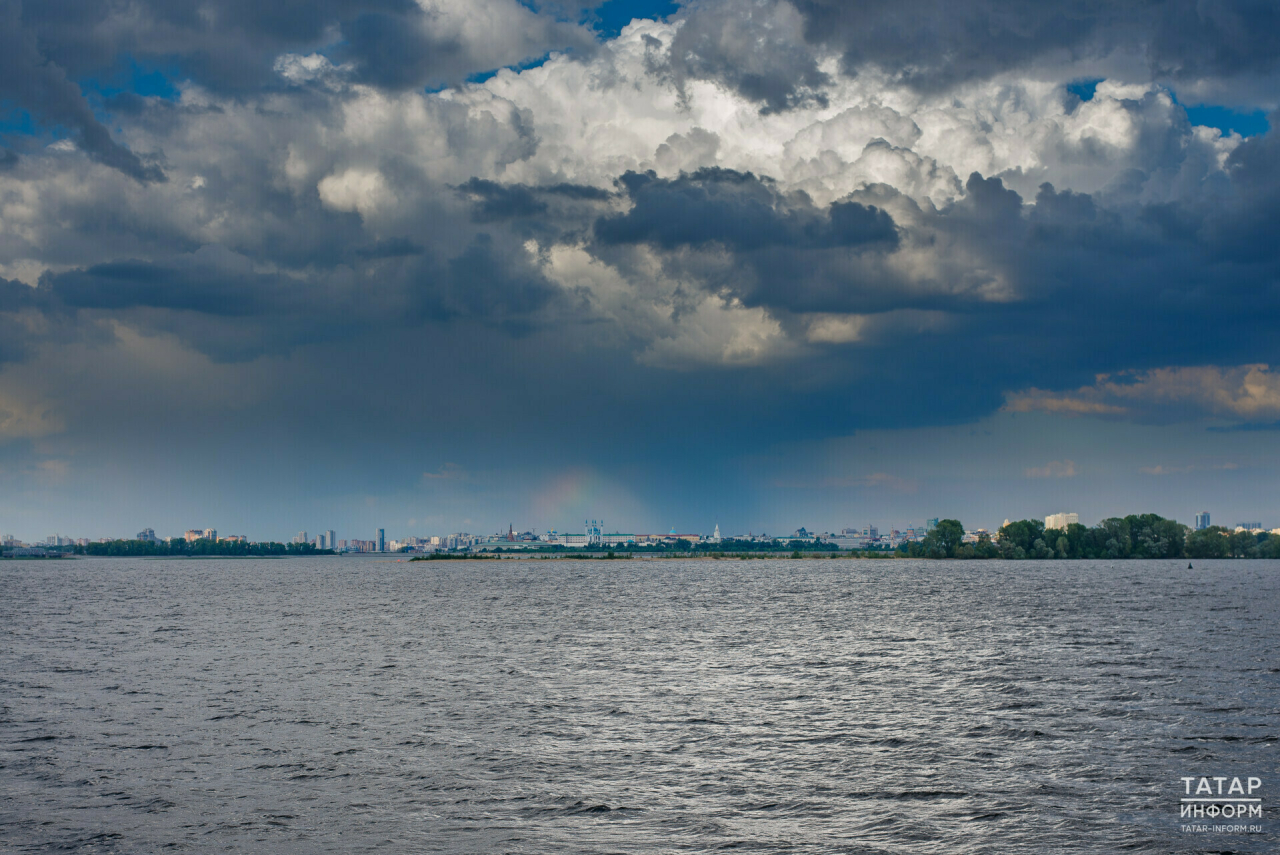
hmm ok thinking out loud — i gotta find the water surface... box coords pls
[2,558,1276,852]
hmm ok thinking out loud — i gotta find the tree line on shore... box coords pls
[78,539,334,557]
[70,517,1278,560]
[897,515,1280,560]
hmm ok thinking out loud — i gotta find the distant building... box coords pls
[1045,512,1079,530]
[203,528,216,541]
[184,529,203,543]
[377,529,386,552]
[1237,521,1262,532]
[294,531,308,544]
[326,530,336,551]
[586,520,603,545]
[317,533,327,550]
[926,518,939,532]
[667,533,702,544]
[220,535,246,543]
[137,527,158,542]
[601,533,635,546]
[711,524,721,544]
[1194,512,1211,530]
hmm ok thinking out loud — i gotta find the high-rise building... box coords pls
[926,518,939,532]
[294,531,308,544]
[1045,512,1079,530]
[377,529,386,552]
[326,530,336,552]
[137,527,158,542]
[185,529,203,543]
[204,528,217,541]
[1194,512,1210,530]
[1238,521,1262,531]
[317,532,327,550]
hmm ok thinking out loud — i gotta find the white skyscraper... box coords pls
[1045,513,1079,530]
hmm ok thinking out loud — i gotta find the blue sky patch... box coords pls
[1066,78,1102,102]
[0,105,38,137]
[1184,105,1270,138]
[592,0,680,38]
[80,56,182,104]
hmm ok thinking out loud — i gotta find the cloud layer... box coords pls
[1,0,1278,533]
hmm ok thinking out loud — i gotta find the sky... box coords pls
[1,0,1279,542]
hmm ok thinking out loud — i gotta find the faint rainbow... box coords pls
[530,468,600,530]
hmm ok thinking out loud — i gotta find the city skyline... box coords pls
[9,505,1280,551]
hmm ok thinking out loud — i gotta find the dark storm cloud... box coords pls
[593,168,908,314]
[454,178,614,248]
[436,234,562,331]
[595,169,897,251]
[664,0,829,113]
[50,259,279,316]
[457,178,550,222]
[903,159,1280,402]
[37,250,337,361]
[33,226,567,360]
[0,0,598,181]
[790,0,1104,91]
[576,131,1280,427]
[666,1,1280,110]
[354,237,427,260]
[0,276,43,312]
[0,276,66,364]
[0,1,165,183]
[16,0,569,93]
[2,0,1279,442]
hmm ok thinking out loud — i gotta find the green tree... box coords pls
[1253,533,1280,558]
[1186,526,1229,558]
[1227,529,1256,558]
[997,519,1045,557]
[974,532,999,559]
[920,519,965,558]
